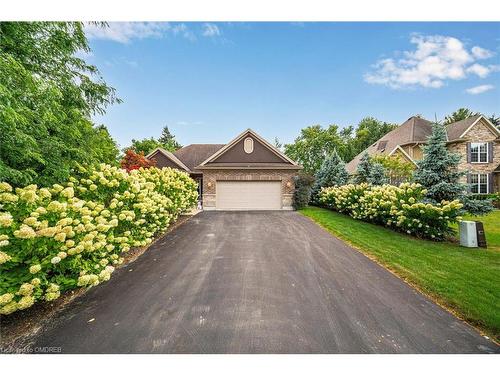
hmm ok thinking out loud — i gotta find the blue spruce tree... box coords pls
[367,162,388,185]
[312,149,349,203]
[414,122,492,215]
[413,122,464,203]
[353,153,372,184]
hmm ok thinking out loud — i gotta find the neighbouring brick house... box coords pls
[346,114,500,193]
[146,129,302,210]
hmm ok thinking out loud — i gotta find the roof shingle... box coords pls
[345,116,433,173]
[445,115,482,141]
[173,144,225,171]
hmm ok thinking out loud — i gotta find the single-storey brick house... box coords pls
[146,129,302,210]
[346,114,500,193]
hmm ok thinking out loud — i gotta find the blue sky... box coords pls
[85,22,500,149]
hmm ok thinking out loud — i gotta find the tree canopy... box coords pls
[284,125,344,174]
[126,138,164,156]
[158,125,182,152]
[124,125,182,155]
[284,117,397,174]
[345,117,398,161]
[444,108,478,125]
[0,22,120,187]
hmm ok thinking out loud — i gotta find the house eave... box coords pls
[146,148,191,172]
[195,164,303,170]
[198,128,299,167]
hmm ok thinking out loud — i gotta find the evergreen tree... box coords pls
[353,153,372,184]
[489,114,500,129]
[367,162,388,185]
[158,125,182,152]
[414,122,465,203]
[444,108,477,125]
[311,149,349,202]
[414,122,493,215]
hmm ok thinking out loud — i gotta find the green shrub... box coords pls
[0,164,198,314]
[469,193,499,209]
[293,172,315,210]
[319,182,463,240]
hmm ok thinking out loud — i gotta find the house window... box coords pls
[470,142,488,163]
[470,173,489,194]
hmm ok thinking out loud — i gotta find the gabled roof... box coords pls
[445,115,482,141]
[173,144,225,171]
[197,129,300,168]
[346,116,433,173]
[146,148,190,171]
[345,113,500,174]
[388,145,417,166]
[446,114,500,140]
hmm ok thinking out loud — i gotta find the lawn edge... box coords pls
[299,207,500,346]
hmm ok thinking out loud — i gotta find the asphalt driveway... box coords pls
[26,211,498,353]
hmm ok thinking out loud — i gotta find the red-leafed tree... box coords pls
[120,149,156,172]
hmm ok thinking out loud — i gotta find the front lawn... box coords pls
[452,211,500,251]
[300,206,500,342]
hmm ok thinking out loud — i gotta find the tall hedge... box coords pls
[0,164,198,314]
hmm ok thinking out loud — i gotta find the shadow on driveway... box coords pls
[23,211,500,353]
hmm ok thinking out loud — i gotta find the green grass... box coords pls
[451,211,500,252]
[300,206,500,342]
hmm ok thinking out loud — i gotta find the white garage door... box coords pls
[216,181,282,210]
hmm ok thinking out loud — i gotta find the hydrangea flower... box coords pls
[29,264,42,274]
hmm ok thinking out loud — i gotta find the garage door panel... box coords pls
[216,181,281,210]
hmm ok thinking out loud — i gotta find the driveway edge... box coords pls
[299,211,500,348]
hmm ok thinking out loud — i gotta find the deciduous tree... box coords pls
[120,150,157,172]
[284,125,344,174]
[0,22,120,187]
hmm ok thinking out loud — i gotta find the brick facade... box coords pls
[201,169,296,210]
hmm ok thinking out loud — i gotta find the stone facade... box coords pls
[201,169,297,210]
[448,119,500,191]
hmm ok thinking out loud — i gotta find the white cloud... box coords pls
[364,34,498,89]
[471,46,494,59]
[84,22,204,43]
[171,23,197,42]
[465,84,495,95]
[85,22,169,43]
[466,63,491,78]
[202,23,221,37]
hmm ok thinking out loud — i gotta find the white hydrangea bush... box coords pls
[0,165,198,315]
[319,182,462,240]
